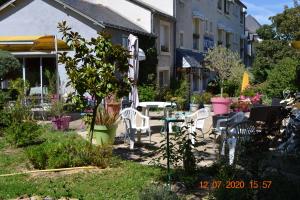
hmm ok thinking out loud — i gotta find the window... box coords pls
[224,0,229,14]
[193,73,200,91]
[205,20,209,33]
[226,32,231,48]
[240,7,244,24]
[159,70,169,87]
[179,32,184,47]
[193,18,200,50]
[209,22,213,34]
[217,0,222,10]
[122,34,128,48]
[240,39,244,58]
[217,29,223,45]
[160,22,170,53]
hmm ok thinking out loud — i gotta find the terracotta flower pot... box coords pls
[211,97,231,115]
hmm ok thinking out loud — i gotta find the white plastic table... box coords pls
[138,101,173,117]
[138,101,174,133]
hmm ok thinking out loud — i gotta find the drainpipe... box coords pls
[173,0,177,80]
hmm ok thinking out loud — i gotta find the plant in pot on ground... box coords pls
[190,93,201,112]
[49,100,70,131]
[92,106,119,145]
[204,46,244,115]
[200,92,213,111]
[58,21,131,143]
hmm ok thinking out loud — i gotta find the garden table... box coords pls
[138,101,174,117]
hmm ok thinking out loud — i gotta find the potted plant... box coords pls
[93,106,119,145]
[105,94,121,115]
[190,93,201,112]
[200,92,213,111]
[44,69,58,103]
[58,21,131,143]
[49,100,71,131]
[204,46,244,115]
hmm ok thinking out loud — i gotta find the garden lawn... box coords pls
[0,136,163,199]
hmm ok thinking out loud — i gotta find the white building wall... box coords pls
[136,0,175,16]
[96,0,152,33]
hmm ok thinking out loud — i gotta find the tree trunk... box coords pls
[89,101,100,143]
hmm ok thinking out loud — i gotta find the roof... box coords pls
[176,48,204,68]
[61,0,153,36]
[0,0,153,37]
[245,15,262,34]
[127,0,176,21]
[236,0,247,9]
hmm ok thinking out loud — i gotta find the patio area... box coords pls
[69,110,218,167]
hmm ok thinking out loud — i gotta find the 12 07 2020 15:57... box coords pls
[198,180,272,189]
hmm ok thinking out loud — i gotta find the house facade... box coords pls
[176,0,247,93]
[0,0,153,94]
[245,14,261,67]
[96,0,175,87]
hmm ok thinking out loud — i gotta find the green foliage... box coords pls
[191,93,202,104]
[256,24,276,40]
[252,6,300,86]
[171,76,189,110]
[9,78,30,103]
[204,46,245,96]
[58,21,131,143]
[49,100,65,118]
[154,125,197,174]
[8,102,32,123]
[139,185,179,200]
[138,84,156,102]
[0,90,9,108]
[252,40,298,83]
[0,50,21,79]
[241,87,256,97]
[0,136,162,199]
[212,165,254,200]
[95,106,118,127]
[200,92,213,104]
[0,109,12,129]
[44,69,56,95]
[26,132,112,169]
[270,6,300,40]
[264,57,299,97]
[5,122,43,147]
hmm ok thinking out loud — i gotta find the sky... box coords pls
[243,0,294,25]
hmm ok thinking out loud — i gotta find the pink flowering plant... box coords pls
[232,87,262,112]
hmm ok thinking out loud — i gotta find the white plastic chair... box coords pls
[226,120,257,165]
[213,112,246,163]
[119,107,151,149]
[183,108,210,144]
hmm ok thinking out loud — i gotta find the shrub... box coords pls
[0,50,21,79]
[200,92,213,104]
[139,185,179,200]
[191,93,202,104]
[0,109,12,128]
[265,57,299,97]
[26,132,112,169]
[5,122,43,147]
[241,87,256,97]
[138,84,156,102]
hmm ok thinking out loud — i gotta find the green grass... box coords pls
[0,136,163,199]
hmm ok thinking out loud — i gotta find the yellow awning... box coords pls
[0,35,70,52]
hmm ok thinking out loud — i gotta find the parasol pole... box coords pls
[55,35,59,100]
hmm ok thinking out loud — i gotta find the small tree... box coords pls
[0,50,21,80]
[58,21,131,143]
[204,46,245,97]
